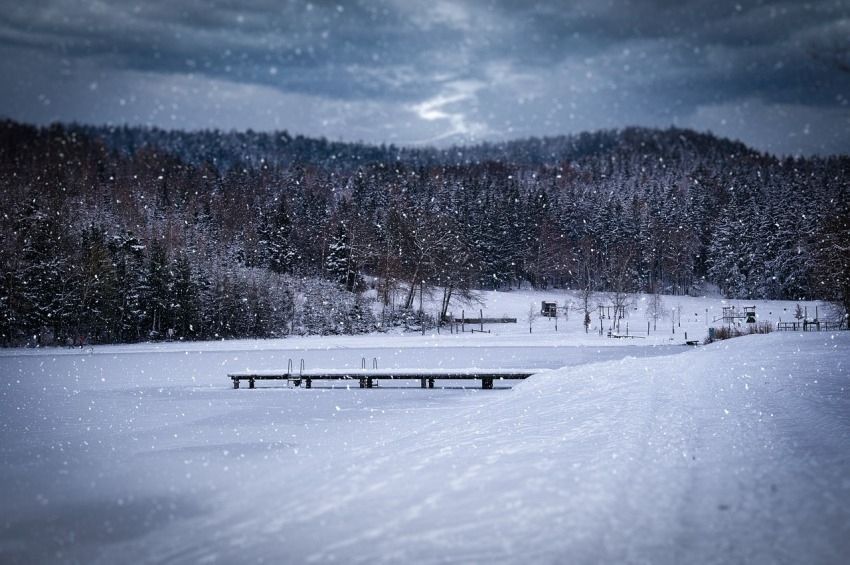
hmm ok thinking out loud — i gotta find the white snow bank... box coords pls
[246,332,850,564]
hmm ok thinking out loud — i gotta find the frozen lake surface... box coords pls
[1,332,849,563]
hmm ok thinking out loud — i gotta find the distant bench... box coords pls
[607,331,644,339]
[229,369,540,390]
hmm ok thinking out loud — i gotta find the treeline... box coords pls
[0,120,847,345]
[72,121,756,170]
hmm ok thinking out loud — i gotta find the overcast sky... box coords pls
[0,0,848,155]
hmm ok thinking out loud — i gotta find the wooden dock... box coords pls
[229,368,541,390]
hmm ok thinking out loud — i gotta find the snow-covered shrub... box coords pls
[748,321,774,335]
[706,321,773,344]
[820,302,849,326]
[202,267,295,340]
[293,278,376,335]
[380,308,436,331]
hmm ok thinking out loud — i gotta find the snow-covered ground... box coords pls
[374,287,824,345]
[1,291,848,563]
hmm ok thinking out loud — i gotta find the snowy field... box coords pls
[374,288,825,344]
[1,291,848,563]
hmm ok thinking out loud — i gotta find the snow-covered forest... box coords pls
[1,120,848,345]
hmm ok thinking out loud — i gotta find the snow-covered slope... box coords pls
[1,332,848,563]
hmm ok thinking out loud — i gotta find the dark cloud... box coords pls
[0,0,847,154]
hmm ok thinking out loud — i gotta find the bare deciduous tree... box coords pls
[527,303,536,334]
[646,293,666,331]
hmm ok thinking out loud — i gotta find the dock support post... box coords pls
[233,379,239,389]
[482,377,493,390]
[428,378,435,389]
[367,378,374,388]
[249,378,255,389]
[420,378,427,388]
[306,378,312,389]
[359,377,366,388]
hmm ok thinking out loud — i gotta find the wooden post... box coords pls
[359,377,366,388]
[367,378,373,388]
[420,378,427,388]
[480,309,484,332]
[249,378,255,389]
[428,378,435,389]
[482,377,493,390]
[233,379,239,389]
[462,310,465,333]
[305,378,312,389]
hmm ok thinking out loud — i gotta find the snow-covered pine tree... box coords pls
[111,232,148,342]
[169,254,201,340]
[145,242,172,339]
[73,224,119,343]
[707,195,750,298]
[258,198,296,274]
[325,224,355,291]
[14,203,73,344]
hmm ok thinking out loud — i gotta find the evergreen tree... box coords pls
[170,254,200,340]
[14,203,73,343]
[258,198,296,274]
[73,225,119,342]
[145,242,171,339]
[325,224,355,291]
[111,233,148,342]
